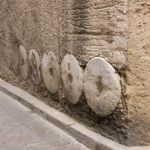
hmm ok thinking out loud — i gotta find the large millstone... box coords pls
[29,49,42,85]
[84,57,121,117]
[61,54,83,104]
[42,51,60,94]
[19,45,29,80]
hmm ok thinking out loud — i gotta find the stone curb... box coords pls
[0,78,149,150]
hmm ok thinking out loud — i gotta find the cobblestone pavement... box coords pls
[0,91,90,150]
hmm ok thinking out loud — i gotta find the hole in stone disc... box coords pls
[49,68,53,76]
[68,63,71,71]
[68,73,73,83]
[96,76,103,93]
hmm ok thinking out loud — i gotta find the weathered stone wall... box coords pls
[0,0,128,68]
[65,0,128,67]
[0,0,149,146]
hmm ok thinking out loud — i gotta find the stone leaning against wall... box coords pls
[19,45,29,80]
[19,47,122,117]
[29,49,42,85]
[42,51,60,94]
[84,57,121,117]
[61,54,83,104]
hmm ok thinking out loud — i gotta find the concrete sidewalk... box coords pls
[0,91,89,150]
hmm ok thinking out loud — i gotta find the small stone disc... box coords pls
[84,57,121,117]
[19,45,29,80]
[61,54,83,104]
[42,51,60,94]
[29,49,42,85]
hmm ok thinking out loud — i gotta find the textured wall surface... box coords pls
[0,0,149,146]
[65,0,128,67]
[126,0,150,146]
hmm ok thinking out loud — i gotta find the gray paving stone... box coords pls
[0,91,89,150]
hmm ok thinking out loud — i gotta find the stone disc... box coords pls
[42,51,60,94]
[84,57,121,117]
[29,49,42,85]
[61,54,83,104]
[19,45,29,80]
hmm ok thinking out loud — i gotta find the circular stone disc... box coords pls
[42,51,60,94]
[84,57,121,117]
[61,54,83,104]
[29,49,42,85]
[19,45,29,80]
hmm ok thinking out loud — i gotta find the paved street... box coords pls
[0,91,89,150]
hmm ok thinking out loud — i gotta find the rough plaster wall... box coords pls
[65,0,128,66]
[0,0,19,75]
[126,0,150,146]
[39,0,60,57]
[0,0,149,146]
[0,0,42,78]
[0,0,128,79]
